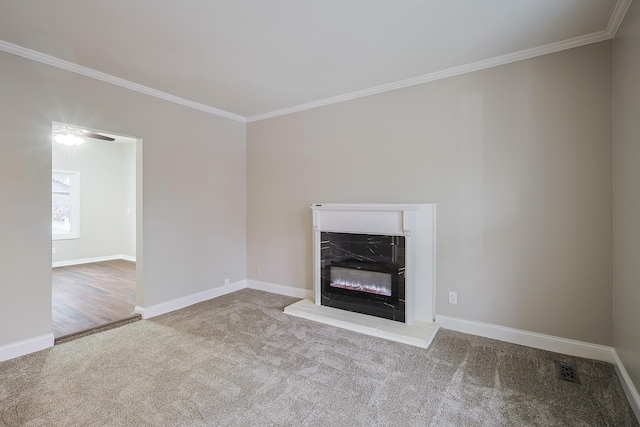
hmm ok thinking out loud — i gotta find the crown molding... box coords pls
[0,39,246,123]
[607,0,633,37]
[3,0,632,126]
[246,29,613,122]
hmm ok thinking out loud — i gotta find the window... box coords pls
[52,170,79,240]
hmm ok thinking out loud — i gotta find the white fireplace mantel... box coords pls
[310,203,436,324]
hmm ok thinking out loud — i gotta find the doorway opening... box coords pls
[51,122,142,342]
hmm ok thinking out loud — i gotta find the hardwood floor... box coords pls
[52,260,137,339]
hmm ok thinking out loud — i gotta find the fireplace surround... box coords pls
[284,203,437,347]
[312,203,435,324]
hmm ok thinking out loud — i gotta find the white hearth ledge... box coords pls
[285,298,439,349]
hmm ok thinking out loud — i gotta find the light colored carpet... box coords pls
[0,289,637,426]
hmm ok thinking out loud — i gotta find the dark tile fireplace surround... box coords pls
[320,232,406,322]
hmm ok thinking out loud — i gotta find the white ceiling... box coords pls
[0,0,630,121]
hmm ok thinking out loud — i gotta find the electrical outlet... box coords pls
[224,278,230,286]
[52,247,56,255]
[448,291,458,305]
[256,267,261,275]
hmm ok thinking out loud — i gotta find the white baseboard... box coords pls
[435,315,614,363]
[52,254,136,268]
[136,280,246,319]
[135,279,311,319]
[246,279,314,299]
[612,350,640,421]
[436,315,640,420]
[0,333,54,362]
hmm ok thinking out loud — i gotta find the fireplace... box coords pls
[309,203,436,325]
[321,232,405,321]
[284,203,437,347]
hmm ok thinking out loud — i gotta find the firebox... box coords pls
[320,232,405,322]
[325,260,399,302]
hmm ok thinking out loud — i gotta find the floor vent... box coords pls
[556,361,581,384]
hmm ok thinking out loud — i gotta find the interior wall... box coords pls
[247,41,613,345]
[0,50,246,347]
[613,0,640,399]
[52,137,136,263]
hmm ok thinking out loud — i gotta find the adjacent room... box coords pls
[0,0,638,424]
[51,123,139,340]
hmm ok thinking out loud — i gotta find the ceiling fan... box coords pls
[52,124,115,146]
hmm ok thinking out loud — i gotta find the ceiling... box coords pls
[0,0,630,121]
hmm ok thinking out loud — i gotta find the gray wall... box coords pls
[247,42,613,346]
[52,138,136,262]
[0,50,246,346]
[613,0,640,399]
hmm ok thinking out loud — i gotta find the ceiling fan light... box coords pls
[54,133,85,146]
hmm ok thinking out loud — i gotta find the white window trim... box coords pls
[52,169,80,241]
